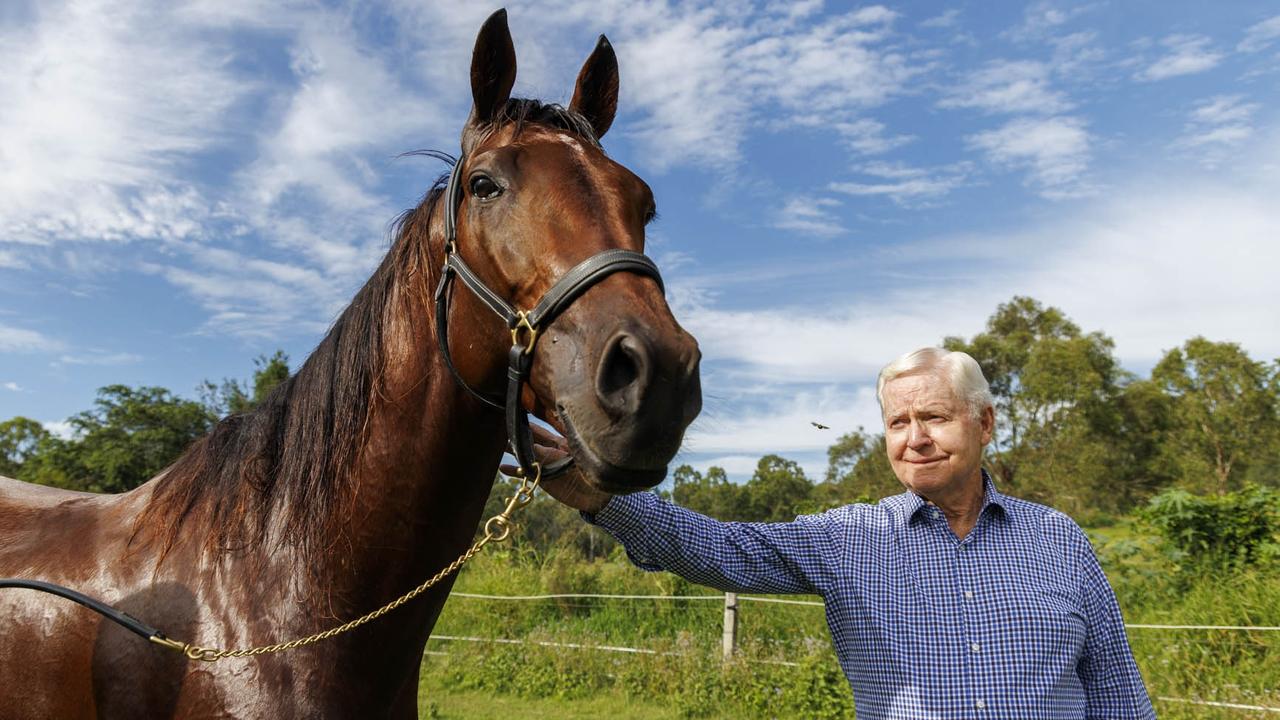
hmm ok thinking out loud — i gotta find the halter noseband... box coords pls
[432,154,665,480]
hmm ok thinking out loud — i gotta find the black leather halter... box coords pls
[431,155,664,480]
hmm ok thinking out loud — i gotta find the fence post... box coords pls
[722,592,738,661]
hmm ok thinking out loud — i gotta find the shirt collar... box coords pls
[898,469,1008,525]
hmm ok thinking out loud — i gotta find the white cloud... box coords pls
[1004,1,1090,42]
[920,10,961,29]
[1238,14,1280,53]
[967,116,1091,197]
[3,382,21,392]
[0,250,27,269]
[829,161,970,206]
[1175,95,1259,158]
[55,352,143,366]
[940,60,1070,115]
[830,118,915,156]
[1135,34,1223,82]
[42,421,76,440]
[687,385,883,456]
[0,0,244,246]
[0,325,60,353]
[773,197,845,237]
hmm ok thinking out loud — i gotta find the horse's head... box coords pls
[439,10,701,493]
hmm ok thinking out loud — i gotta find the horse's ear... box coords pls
[569,35,619,139]
[469,9,517,126]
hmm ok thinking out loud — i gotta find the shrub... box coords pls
[1142,485,1280,567]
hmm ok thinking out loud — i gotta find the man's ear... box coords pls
[469,9,517,127]
[568,35,619,139]
[979,405,995,445]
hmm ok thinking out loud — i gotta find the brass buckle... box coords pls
[510,311,539,354]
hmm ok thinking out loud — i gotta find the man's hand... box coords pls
[500,424,612,514]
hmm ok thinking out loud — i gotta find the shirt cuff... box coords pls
[582,491,656,538]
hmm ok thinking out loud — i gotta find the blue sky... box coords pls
[2,1,1279,481]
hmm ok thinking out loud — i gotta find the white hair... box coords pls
[876,347,994,419]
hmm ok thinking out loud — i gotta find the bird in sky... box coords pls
[811,421,830,430]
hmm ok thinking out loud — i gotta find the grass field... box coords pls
[414,517,1279,719]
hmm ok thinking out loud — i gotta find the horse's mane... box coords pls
[138,99,597,567]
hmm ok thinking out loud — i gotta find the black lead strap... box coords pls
[0,578,175,645]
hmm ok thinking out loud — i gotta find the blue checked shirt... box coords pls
[589,472,1155,719]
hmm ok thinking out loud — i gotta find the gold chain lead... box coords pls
[151,464,542,662]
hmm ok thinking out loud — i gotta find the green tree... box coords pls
[201,350,291,417]
[0,417,49,478]
[25,385,214,493]
[672,464,746,519]
[1152,337,1279,495]
[817,427,898,506]
[744,455,812,521]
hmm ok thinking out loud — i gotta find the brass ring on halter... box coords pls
[510,312,539,353]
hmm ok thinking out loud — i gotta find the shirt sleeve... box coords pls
[1072,524,1156,720]
[585,492,843,596]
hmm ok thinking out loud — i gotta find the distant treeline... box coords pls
[4,297,1278,523]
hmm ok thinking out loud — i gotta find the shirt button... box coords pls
[964,591,974,599]
[976,699,986,709]
[970,642,980,653]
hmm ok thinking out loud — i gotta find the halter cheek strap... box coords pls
[433,154,664,479]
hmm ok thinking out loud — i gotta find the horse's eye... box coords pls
[470,175,502,200]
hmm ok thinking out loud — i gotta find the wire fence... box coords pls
[434,590,1280,714]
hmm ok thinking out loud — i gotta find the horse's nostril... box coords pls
[602,340,640,394]
[596,333,650,416]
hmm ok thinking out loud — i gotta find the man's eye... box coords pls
[470,176,502,200]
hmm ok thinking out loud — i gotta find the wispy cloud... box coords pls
[941,60,1070,115]
[830,118,915,156]
[0,0,244,246]
[0,250,27,270]
[0,324,61,353]
[55,351,143,366]
[920,10,961,30]
[1238,14,1280,53]
[1174,95,1259,160]
[967,116,1091,197]
[1135,34,1223,82]
[1004,1,1091,42]
[829,161,971,207]
[772,197,845,237]
[3,382,21,392]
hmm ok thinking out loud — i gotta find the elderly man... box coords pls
[536,347,1155,719]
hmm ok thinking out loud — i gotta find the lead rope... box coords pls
[149,463,542,662]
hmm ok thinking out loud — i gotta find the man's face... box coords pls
[881,370,993,499]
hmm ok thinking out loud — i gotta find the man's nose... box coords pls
[907,419,931,449]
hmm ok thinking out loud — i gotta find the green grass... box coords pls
[415,521,1279,718]
[418,679,708,719]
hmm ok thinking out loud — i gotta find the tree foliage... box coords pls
[1152,337,1278,495]
[0,417,49,478]
[22,385,214,493]
[200,350,291,418]
[817,427,898,506]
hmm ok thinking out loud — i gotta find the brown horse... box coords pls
[0,10,701,718]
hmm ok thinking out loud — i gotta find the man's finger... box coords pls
[528,423,567,449]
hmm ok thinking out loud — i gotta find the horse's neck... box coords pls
[313,222,508,618]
